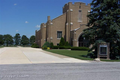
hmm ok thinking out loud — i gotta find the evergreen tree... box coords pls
[83,0,120,58]
[59,37,65,46]
[50,42,54,48]
[14,33,21,45]
[65,41,70,46]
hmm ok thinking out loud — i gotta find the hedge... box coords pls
[42,46,47,49]
[59,46,71,49]
[31,43,39,48]
[53,46,59,49]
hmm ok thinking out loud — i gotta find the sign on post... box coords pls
[97,42,110,60]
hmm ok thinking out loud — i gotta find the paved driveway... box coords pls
[0,47,90,64]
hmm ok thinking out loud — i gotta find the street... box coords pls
[0,62,120,80]
[0,47,120,80]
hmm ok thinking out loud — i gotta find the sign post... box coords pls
[97,42,110,60]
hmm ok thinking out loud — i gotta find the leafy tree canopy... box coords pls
[4,34,13,46]
[21,35,29,46]
[30,35,35,45]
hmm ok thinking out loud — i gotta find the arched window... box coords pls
[78,34,89,47]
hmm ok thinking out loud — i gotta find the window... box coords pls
[57,31,62,38]
[78,10,82,22]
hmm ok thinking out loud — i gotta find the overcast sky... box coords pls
[0,0,92,38]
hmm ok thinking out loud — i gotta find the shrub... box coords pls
[59,46,71,49]
[42,42,50,47]
[31,43,39,48]
[47,47,50,50]
[71,47,80,50]
[115,55,120,60]
[59,46,65,49]
[50,42,54,48]
[71,47,89,51]
[65,46,71,49]
[59,37,71,46]
[65,41,70,46]
[42,46,47,49]
[87,52,94,58]
[59,37,66,46]
[53,46,59,49]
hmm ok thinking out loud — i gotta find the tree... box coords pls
[21,35,29,46]
[59,37,70,46]
[65,41,70,46]
[4,34,13,46]
[30,35,35,45]
[83,0,120,58]
[14,33,21,45]
[0,35,4,45]
[50,42,54,48]
[59,37,66,46]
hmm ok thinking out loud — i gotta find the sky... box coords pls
[0,0,92,38]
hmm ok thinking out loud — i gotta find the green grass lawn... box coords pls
[45,49,120,62]
[101,59,120,62]
[45,49,94,60]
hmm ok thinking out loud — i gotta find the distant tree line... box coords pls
[0,33,35,46]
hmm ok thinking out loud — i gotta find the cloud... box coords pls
[36,25,40,28]
[14,3,17,6]
[25,21,28,23]
[16,30,18,32]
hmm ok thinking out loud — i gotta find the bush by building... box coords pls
[59,46,71,49]
[31,43,39,48]
[42,46,47,49]
[59,37,66,46]
[53,46,59,49]
[65,41,70,46]
[50,42,54,48]
[42,42,50,47]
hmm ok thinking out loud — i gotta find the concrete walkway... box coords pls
[0,47,90,64]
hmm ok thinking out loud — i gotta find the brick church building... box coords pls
[35,2,91,47]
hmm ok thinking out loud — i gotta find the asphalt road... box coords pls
[0,62,120,80]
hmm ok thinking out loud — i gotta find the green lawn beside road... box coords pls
[45,49,94,60]
[45,49,120,62]
[101,59,120,62]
